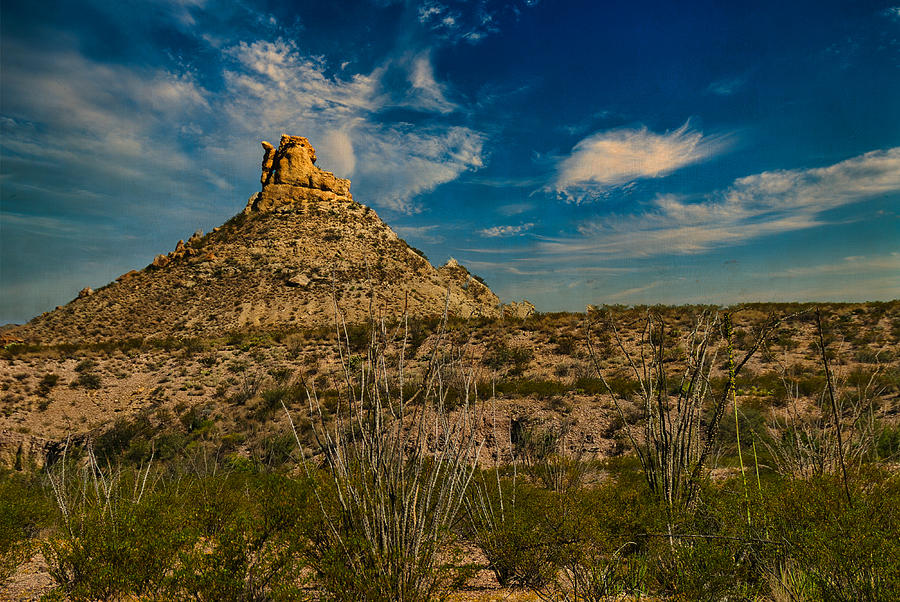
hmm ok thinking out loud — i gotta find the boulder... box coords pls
[286,273,311,288]
[78,287,94,298]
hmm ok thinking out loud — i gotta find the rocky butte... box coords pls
[10,136,525,344]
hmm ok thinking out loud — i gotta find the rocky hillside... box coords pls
[12,135,502,344]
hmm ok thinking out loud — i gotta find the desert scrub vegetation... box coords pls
[13,449,898,600]
[2,304,899,599]
[37,445,315,601]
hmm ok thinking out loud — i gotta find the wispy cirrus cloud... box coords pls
[543,147,900,258]
[416,0,538,44]
[552,121,730,201]
[707,74,747,96]
[0,40,208,220]
[764,253,900,279]
[479,222,534,237]
[407,51,457,113]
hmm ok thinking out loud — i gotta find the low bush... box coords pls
[467,476,556,587]
[36,373,60,397]
[483,342,533,376]
[767,470,900,601]
[170,473,313,601]
[0,471,52,580]
[43,457,190,601]
[70,372,102,389]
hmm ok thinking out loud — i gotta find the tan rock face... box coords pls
[502,300,536,319]
[260,140,276,185]
[249,135,352,213]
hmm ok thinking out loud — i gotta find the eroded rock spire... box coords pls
[247,135,352,213]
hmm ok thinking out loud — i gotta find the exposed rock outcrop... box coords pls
[502,300,536,319]
[248,135,353,213]
[0,430,77,470]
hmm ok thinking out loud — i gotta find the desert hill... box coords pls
[11,136,504,344]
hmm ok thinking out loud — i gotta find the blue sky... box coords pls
[1,0,899,323]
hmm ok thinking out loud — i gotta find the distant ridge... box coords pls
[12,135,503,343]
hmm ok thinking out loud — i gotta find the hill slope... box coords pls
[12,135,501,343]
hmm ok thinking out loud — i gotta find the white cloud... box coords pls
[320,129,357,176]
[408,52,456,113]
[352,126,484,212]
[418,2,447,24]
[552,121,730,201]
[603,280,664,301]
[496,202,535,216]
[0,41,215,213]
[0,212,90,237]
[543,147,900,258]
[479,222,534,237]
[163,0,207,26]
[415,0,535,44]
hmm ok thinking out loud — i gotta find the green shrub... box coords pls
[466,476,577,588]
[767,471,900,601]
[256,384,304,420]
[43,461,191,600]
[0,471,52,580]
[170,473,312,601]
[483,342,533,376]
[71,372,102,389]
[493,378,566,399]
[37,373,60,397]
[93,416,154,465]
[74,359,96,373]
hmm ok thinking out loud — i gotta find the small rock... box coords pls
[78,287,94,298]
[286,273,311,288]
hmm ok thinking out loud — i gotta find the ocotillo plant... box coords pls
[285,305,482,601]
